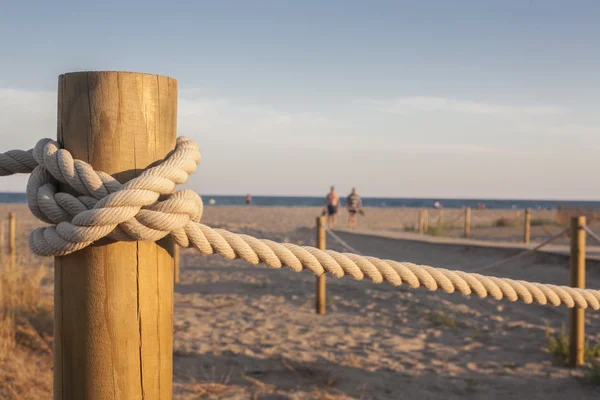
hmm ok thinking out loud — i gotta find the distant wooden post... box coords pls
[174,245,180,284]
[418,209,425,234]
[423,209,429,233]
[438,209,444,227]
[464,207,471,238]
[524,208,531,244]
[55,71,177,399]
[569,216,586,367]
[316,216,326,315]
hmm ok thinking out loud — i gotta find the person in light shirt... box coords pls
[346,188,363,229]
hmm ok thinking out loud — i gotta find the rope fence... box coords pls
[414,206,572,245]
[0,71,598,398]
[2,138,598,310]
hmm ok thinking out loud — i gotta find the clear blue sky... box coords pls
[1,1,599,199]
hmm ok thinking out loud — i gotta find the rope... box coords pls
[324,226,364,255]
[469,229,569,273]
[2,138,600,310]
[584,226,600,246]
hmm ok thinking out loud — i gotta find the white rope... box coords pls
[2,138,600,310]
[469,229,569,273]
[584,226,600,246]
[324,226,363,255]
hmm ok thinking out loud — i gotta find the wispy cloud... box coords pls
[1,87,598,197]
[517,122,599,137]
[361,96,563,118]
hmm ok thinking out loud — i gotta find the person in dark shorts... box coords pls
[324,186,340,228]
[245,194,252,206]
[346,188,363,229]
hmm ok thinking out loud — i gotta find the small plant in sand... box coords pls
[465,377,478,393]
[580,360,600,385]
[545,324,600,366]
[530,218,558,226]
[494,217,518,227]
[404,224,416,233]
[425,226,445,237]
[425,309,457,328]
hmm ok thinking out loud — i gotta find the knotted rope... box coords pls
[2,138,600,310]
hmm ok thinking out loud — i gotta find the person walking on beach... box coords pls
[346,188,363,229]
[324,186,340,228]
[245,194,252,206]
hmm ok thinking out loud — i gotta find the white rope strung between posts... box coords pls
[324,226,364,255]
[468,229,569,273]
[584,226,600,246]
[2,138,600,310]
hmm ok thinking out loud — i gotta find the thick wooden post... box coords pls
[438,209,444,227]
[423,209,429,233]
[569,216,586,367]
[418,209,425,234]
[464,207,471,238]
[174,245,180,284]
[316,216,326,315]
[524,208,531,244]
[55,71,177,399]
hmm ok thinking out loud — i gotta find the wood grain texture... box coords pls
[316,216,326,315]
[55,71,177,399]
[173,246,180,284]
[569,216,586,367]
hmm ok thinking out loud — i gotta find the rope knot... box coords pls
[23,137,202,256]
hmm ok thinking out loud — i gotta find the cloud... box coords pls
[3,87,598,197]
[361,96,563,118]
[517,122,599,137]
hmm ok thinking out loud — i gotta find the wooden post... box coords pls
[524,208,531,244]
[316,216,326,315]
[438,209,444,227]
[55,71,177,399]
[464,207,471,238]
[174,245,180,284]
[418,209,425,234]
[569,216,586,367]
[423,209,429,233]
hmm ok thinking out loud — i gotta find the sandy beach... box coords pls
[1,204,600,399]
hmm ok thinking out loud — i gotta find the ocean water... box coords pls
[1,192,599,210]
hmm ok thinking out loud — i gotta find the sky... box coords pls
[1,0,599,199]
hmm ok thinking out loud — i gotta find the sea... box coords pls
[1,192,599,210]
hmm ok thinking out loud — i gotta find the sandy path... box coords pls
[172,207,600,399]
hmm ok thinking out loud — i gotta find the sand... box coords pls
[2,204,600,399]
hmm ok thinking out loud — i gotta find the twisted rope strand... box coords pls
[2,138,600,310]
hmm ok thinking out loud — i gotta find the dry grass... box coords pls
[0,259,53,399]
